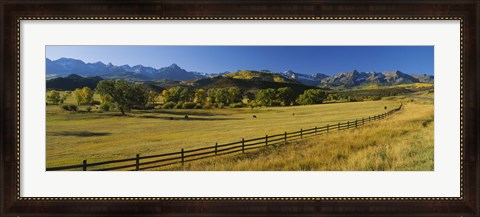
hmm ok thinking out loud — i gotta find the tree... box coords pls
[206,88,217,103]
[128,83,149,109]
[73,87,94,105]
[148,90,160,105]
[46,90,61,104]
[296,89,326,105]
[95,80,148,115]
[161,89,169,103]
[244,92,256,104]
[165,86,184,103]
[326,94,336,102]
[256,88,277,106]
[227,87,242,104]
[276,87,296,106]
[194,88,207,104]
[60,91,71,104]
[180,87,194,102]
[214,89,229,104]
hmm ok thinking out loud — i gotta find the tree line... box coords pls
[46,80,329,115]
[160,86,327,109]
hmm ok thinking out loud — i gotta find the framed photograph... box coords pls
[1,0,478,216]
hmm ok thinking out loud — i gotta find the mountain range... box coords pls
[46,58,434,88]
[46,58,206,81]
[318,70,434,88]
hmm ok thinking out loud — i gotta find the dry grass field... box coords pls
[166,100,433,171]
[46,97,405,168]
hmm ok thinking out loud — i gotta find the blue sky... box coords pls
[46,46,434,75]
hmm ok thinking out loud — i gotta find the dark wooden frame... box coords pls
[1,0,478,216]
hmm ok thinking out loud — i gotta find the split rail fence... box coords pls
[47,103,402,171]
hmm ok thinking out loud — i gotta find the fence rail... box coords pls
[47,103,402,171]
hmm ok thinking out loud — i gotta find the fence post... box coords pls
[136,154,140,171]
[265,135,268,146]
[242,138,245,153]
[355,119,357,128]
[215,142,218,156]
[284,132,287,144]
[314,126,317,135]
[369,116,371,122]
[327,124,329,133]
[181,148,184,166]
[82,160,87,171]
[338,122,340,131]
[362,117,364,125]
[347,121,350,129]
[300,128,303,139]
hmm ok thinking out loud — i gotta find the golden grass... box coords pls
[46,99,401,168]
[351,83,433,90]
[165,102,433,171]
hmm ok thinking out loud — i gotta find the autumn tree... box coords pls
[95,80,148,115]
[255,88,277,106]
[148,90,160,105]
[46,90,61,105]
[73,87,94,105]
[227,87,242,104]
[194,88,207,104]
[296,89,327,105]
[276,87,296,106]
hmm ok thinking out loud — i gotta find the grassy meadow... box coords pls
[166,100,433,171]
[46,95,406,168]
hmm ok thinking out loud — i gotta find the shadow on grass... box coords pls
[139,109,224,116]
[50,131,111,137]
[139,115,243,121]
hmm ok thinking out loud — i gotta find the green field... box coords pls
[46,98,404,168]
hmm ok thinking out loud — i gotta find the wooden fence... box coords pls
[47,103,402,171]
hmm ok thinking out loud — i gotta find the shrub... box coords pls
[86,107,92,112]
[216,103,224,109]
[61,105,70,111]
[383,96,396,100]
[162,102,175,109]
[100,103,110,112]
[69,105,78,111]
[202,102,213,109]
[369,96,382,101]
[229,102,244,108]
[348,96,363,102]
[270,101,281,107]
[194,103,203,109]
[61,104,77,111]
[182,102,197,109]
[174,102,184,109]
